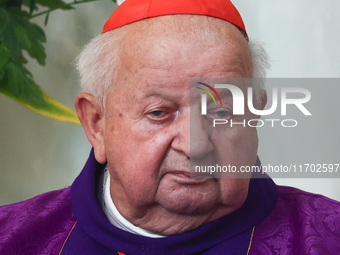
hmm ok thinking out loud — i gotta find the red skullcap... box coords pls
[102,0,247,38]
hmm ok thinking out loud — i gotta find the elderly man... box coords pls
[1,0,339,254]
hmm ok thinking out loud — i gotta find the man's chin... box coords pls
[155,180,221,216]
[163,201,217,216]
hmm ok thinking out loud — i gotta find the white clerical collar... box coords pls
[102,166,165,238]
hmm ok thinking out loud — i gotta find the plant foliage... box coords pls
[0,0,114,124]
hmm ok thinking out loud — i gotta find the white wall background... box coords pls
[235,0,340,200]
[0,0,339,206]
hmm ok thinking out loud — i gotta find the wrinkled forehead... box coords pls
[120,15,247,47]
[117,15,251,69]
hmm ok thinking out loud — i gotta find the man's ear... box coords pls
[75,93,107,164]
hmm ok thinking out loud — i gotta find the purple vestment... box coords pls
[1,150,339,254]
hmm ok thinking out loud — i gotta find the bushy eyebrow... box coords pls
[141,90,179,101]
[136,92,170,104]
[215,89,233,97]
[143,93,164,99]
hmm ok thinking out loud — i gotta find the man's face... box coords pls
[100,16,258,235]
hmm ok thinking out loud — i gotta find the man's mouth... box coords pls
[167,171,211,183]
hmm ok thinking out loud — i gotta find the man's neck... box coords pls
[101,167,165,238]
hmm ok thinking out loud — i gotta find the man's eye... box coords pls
[149,110,164,117]
[215,111,229,118]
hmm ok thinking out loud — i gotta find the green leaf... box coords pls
[0,0,9,6]
[3,61,41,101]
[22,0,38,11]
[34,0,73,10]
[44,12,49,25]
[16,54,28,65]
[0,43,10,69]
[0,68,4,80]
[0,8,22,60]
[0,8,46,65]
[22,0,73,11]
[3,0,23,9]
[0,0,98,124]
[29,0,35,14]
[21,21,46,65]
[0,61,80,124]
[0,7,6,30]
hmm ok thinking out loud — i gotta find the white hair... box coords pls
[76,30,126,110]
[249,39,270,108]
[76,20,270,111]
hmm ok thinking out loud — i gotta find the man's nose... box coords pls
[189,111,214,159]
[170,109,190,158]
[171,109,213,159]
